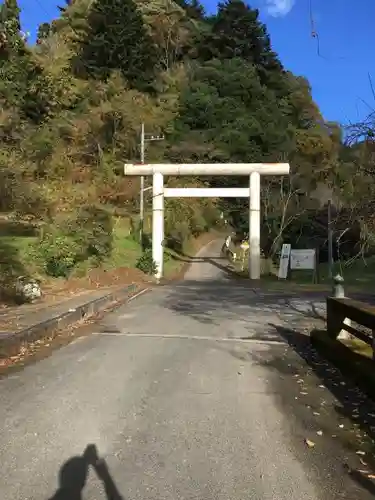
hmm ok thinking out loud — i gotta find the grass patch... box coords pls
[231,247,375,294]
[103,217,140,270]
[0,234,38,270]
[0,214,217,290]
[0,216,142,282]
[0,219,40,281]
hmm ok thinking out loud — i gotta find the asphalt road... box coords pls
[1,240,375,500]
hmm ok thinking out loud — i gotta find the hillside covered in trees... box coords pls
[0,0,373,295]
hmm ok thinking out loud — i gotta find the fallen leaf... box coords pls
[305,438,315,448]
[356,451,366,456]
[367,474,375,480]
[317,430,323,436]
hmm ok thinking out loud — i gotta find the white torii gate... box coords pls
[124,163,290,280]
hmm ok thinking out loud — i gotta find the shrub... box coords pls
[129,215,140,242]
[37,204,114,277]
[202,204,220,228]
[166,221,191,253]
[136,249,157,275]
[68,204,114,263]
[190,212,207,237]
[39,232,80,277]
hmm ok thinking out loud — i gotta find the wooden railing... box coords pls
[326,297,375,359]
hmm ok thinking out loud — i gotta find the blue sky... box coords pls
[17,0,375,126]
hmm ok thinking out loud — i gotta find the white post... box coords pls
[249,171,261,280]
[152,172,164,281]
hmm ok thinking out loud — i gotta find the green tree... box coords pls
[1,0,21,31]
[75,0,158,90]
[0,0,54,124]
[37,22,52,42]
[195,1,284,90]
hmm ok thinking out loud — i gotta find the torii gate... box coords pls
[124,163,290,280]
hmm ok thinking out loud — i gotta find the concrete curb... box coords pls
[0,283,140,357]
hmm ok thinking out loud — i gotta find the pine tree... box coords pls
[201,0,281,68]
[37,22,51,43]
[196,0,283,87]
[0,0,53,123]
[76,0,158,90]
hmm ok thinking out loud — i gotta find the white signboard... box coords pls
[290,249,316,270]
[278,243,291,279]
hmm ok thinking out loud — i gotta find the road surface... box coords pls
[0,240,374,499]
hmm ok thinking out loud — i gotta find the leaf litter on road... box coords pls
[304,438,315,448]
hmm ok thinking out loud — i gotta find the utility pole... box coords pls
[328,199,333,280]
[139,123,164,246]
[139,123,145,246]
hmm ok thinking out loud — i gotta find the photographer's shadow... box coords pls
[48,444,123,500]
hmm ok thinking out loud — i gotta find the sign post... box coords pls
[278,246,318,282]
[278,244,291,279]
[290,249,317,283]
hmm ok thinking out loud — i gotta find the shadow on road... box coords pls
[164,263,375,495]
[269,324,375,443]
[164,275,326,328]
[248,323,375,496]
[48,444,123,500]
[169,249,241,279]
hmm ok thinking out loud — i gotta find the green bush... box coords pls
[69,204,113,262]
[37,204,114,277]
[166,221,191,253]
[190,212,207,237]
[129,215,152,250]
[135,249,157,275]
[39,232,80,277]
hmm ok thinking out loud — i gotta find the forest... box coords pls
[0,0,374,295]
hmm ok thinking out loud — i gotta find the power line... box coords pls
[31,0,53,20]
[308,0,346,62]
